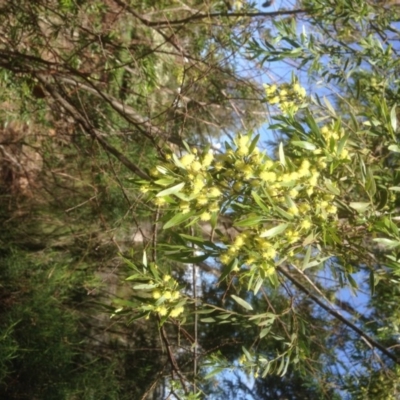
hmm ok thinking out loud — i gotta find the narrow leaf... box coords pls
[260,223,289,238]
[234,216,265,227]
[163,211,194,229]
[156,182,185,197]
[279,142,286,166]
[391,105,397,132]
[291,141,316,150]
[231,295,253,311]
[349,202,370,212]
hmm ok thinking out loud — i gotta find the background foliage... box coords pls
[1,0,400,399]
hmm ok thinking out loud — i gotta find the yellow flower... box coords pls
[234,235,246,247]
[170,306,184,318]
[140,186,150,194]
[197,195,208,206]
[301,160,310,170]
[209,187,222,197]
[237,136,250,147]
[264,84,277,96]
[269,96,280,104]
[193,178,205,193]
[153,290,162,299]
[202,152,214,167]
[288,206,299,216]
[286,230,299,243]
[179,203,190,214]
[228,245,239,255]
[163,275,172,282]
[293,83,301,93]
[209,202,220,212]
[260,171,276,182]
[237,146,249,157]
[154,197,167,206]
[280,89,288,98]
[171,291,180,300]
[164,291,172,300]
[321,126,330,137]
[318,160,327,169]
[298,203,310,213]
[262,248,276,259]
[246,257,256,265]
[257,239,271,250]
[180,154,195,167]
[340,149,349,159]
[309,172,319,186]
[220,253,231,264]
[156,306,168,316]
[150,168,159,177]
[242,165,253,179]
[214,162,224,171]
[233,182,243,192]
[301,220,311,230]
[327,205,337,214]
[200,211,211,221]
[281,174,292,183]
[235,160,246,170]
[289,189,298,198]
[320,201,329,209]
[190,161,202,172]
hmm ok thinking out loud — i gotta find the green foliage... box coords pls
[2,0,400,398]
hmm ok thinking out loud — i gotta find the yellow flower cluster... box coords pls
[210,135,340,277]
[139,133,340,286]
[150,274,185,318]
[315,123,351,160]
[264,81,307,114]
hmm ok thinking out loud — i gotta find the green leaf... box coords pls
[132,283,157,290]
[388,144,400,153]
[156,165,168,175]
[260,223,289,238]
[142,252,148,267]
[291,141,316,150]
[179,233,204,245]
[125,274,143,281]
[248,134,260,154]
[347,274,358,289]
[196,308,215,314]
[163,211,194,229]
[231,295,253,311]
[172,153,185,169]
[324,179,340,195]
[259,326,272,338]
[323,96,336,116]
[391,105,397,132]
[373,238,400,249]
[154,178,176,186]
[156,182,185,197]
[242,346,253,361]
[220,258,238,282]
[148,262,160,280]
[234,216,265,227]
[349,202,370,212]
[252,191,270,213]
[302,245,311,269]
[200,317,216,323]
[279,142,286,166]
[275,206,294,220]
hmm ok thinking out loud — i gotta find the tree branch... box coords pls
[277,265,400,364]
